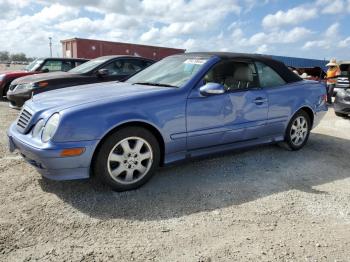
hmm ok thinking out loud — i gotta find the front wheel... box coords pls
[283,111,311,151]
[93,127,160,191]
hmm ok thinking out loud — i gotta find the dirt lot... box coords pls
[0,101,349,262]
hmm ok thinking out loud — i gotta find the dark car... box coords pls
[7,55,154,108]
[334,61,350,95]
[334,88,350,117]
[0,57,88,98]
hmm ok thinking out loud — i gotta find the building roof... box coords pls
[60,37,186,51]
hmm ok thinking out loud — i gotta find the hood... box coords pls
[11,71,77,85]
[0,70,36,78]
[26,81,171,112]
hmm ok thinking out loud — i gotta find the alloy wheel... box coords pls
[290,116,308,146]
[107,136,153,185]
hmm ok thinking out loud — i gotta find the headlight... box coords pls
[31,119,45,138]
[42,113,60,142]
[15,83,35,91]
[0,74,5,81]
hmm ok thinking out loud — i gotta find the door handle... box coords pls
[254,97,267,105]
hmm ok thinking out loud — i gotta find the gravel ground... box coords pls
[0,100,349,261]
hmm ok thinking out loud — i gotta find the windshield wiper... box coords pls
[133,82,178,88]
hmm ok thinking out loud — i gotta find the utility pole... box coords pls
[49,37,52,57]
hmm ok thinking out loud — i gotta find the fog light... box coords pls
[60,148,85,157]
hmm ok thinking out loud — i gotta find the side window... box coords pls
[75,61,86,67]
[144,61,153,67]
[100,61,124,76]
[100,59,148,76]
[203,60,259,91]
[61,61,74,72]
[255,62,286,88]
[121,60,142,74]
[41,60,63,72]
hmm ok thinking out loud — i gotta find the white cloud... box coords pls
[324,23,340,37]
[33,4,79,23]
[256,44,268,54]
[262,6,318,29]
[303,23,349,51]
[339,37,350,48]
[0,0,348,59]
[316,0,346,14]
[140,27,160,42]
[248,27,313,45]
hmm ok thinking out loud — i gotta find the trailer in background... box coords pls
[270,55,327,72]
[61,38,185,61]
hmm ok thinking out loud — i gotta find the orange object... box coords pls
[326,67,339,84]
[60,148,85,157]
[38,82,49,87]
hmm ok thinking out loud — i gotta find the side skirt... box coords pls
[163,135,284,167]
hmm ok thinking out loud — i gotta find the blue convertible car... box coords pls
[8,53,328,191]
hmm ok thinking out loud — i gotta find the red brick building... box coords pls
[61,38,185,61]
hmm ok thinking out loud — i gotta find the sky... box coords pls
[0,0,349,60]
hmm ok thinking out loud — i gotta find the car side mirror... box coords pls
[199,83,225,96]
[97,69,109,77]
[42,68,49,73]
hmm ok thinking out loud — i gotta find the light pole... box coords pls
[48,37,52,57]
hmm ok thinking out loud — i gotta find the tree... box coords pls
[10,52,27,61]
[0,51,10,61]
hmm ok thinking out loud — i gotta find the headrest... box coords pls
[233,66,253,82]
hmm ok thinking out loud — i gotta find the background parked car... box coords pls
[292,67,326,81]
[334,88,350,117]
[0,57,88,99]
[7,55,155,108]
[335,61,350,95]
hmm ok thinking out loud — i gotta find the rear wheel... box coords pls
[93,127,160,191]
[283,110,311,151]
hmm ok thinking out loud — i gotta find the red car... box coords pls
[0,57,88,98]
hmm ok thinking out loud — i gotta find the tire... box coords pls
[335,112,347,117]
[283,110,311,151]
[92,126,160,191]
[1,83,10,100]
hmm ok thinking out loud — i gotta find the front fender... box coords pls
[52,92,187,155]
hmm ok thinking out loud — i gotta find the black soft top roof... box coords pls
[184,52,302,83]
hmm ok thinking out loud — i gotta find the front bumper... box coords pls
[7,122,99,180]
[7,89,31,108]
[334,97,350,115]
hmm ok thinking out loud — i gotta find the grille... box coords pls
[16,108,33,132]
[337,77,349,86]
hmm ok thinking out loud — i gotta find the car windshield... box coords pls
[25,58,43,72]
[69,57,111,74]
[126,56,209,88]
[339,64,350,76]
